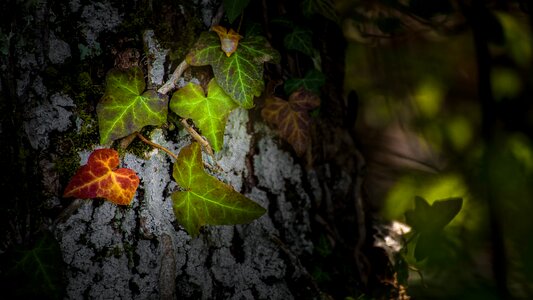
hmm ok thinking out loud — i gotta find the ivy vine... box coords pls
[63,1,325,237]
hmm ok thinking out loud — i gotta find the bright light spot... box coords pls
[491,68,522,101]
[414,79,444,118]
[391,220,411,235]
[446,116,473,150]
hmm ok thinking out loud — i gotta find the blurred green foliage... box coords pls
[342,0,533,298]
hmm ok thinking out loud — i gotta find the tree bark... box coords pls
[0,1,371,299]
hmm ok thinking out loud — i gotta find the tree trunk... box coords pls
[0,1,375,299]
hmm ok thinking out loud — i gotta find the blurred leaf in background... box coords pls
[0,232,65,299]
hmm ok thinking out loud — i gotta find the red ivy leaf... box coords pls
[261,88,320,156]
[63,149,140,205]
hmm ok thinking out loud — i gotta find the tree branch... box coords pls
[158,59,189,95]
[136,132,179,161]
[180,119,215,158]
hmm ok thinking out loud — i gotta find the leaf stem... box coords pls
[237,12,244,33]
[180,119,215,158]
[158,59,189,95]
[136,132,179,161]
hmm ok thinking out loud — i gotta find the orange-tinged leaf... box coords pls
[261,88,320,156]
[212,25,243,57]
[63,149,140,205]
[288,88,321,111]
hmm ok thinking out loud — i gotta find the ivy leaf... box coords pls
[284,69,326,95]
[403,196,463,261]
[170,79,238,152]
[284,27,315,57]
[223,0,251,23]
[187,31,280,109]
[405,196,463,234]
[212,25,243,57]
[171,142,266,237]
[413,232,441,261]
[1,233,64,299]
[63,149,140,205]
[261,88,320,156]
[96,67,168,145]
[302,0,339,24]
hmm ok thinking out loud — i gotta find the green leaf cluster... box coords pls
[91,28,277,237]
[187,31,280,109]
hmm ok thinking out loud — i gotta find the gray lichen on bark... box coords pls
[79,1,122,56]
[24,92,74,149]
[253,125,314,255]
[143,30,169,87]
[8,0,359,298]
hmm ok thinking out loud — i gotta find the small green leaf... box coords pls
[187,32,280,109]
[96,67,168,144]
[405,196,463,234]
[284,69,326,95]
[171,142,266,237]
[284,27,315,57]
[170,80,238,152]
[223,0,251,23]
[1,233,64,299]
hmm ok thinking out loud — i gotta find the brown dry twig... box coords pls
[136,132,179,161]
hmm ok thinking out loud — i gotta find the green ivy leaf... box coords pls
[0,233,64,299]
[96,67,168,144]
[223,0,251,23]
[302,0,339,24]
[284,69,326,95]
[284,27,315,57]
[171,142,266,237]
[405,196,463,234]
[186,32,280,109]
[170,80,238,152]
[413,231,441,261]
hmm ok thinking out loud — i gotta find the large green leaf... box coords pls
[171,142,266,237]
[223,0,251,23]
[186,31,280,109]
[404,196,462,261]
[96,67,168,144]
[170,80,238,152]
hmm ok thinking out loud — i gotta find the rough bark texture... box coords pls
[1,1,371,299]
